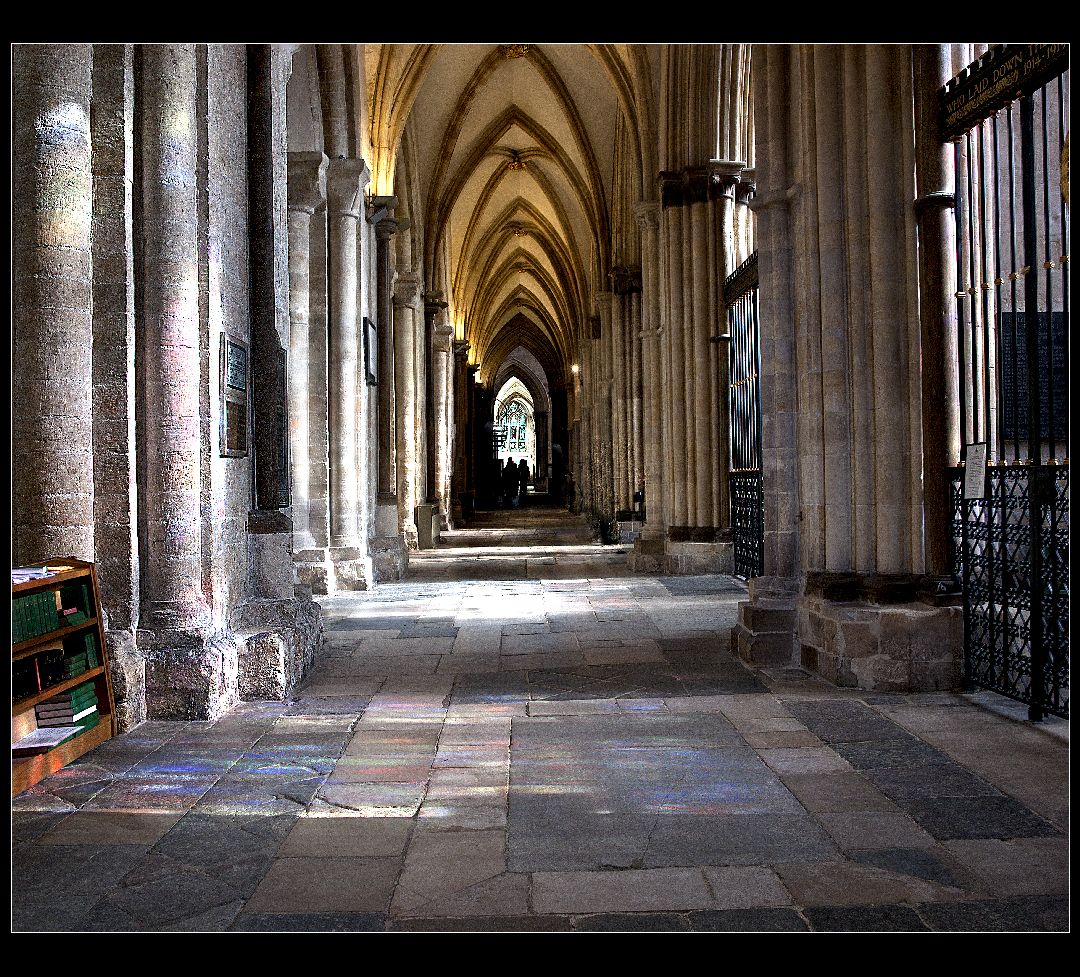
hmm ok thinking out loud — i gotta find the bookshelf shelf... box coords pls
[12,665,108,713]
[13,618,100,661]
[11,558,116,796]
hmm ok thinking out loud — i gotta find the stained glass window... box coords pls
[498,400,528,454]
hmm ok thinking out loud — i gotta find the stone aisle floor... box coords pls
[11,504,1070,932]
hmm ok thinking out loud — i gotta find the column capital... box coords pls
[433,323,455,353]
[374,216,399,241]
[393,271,422,308]
[368,195,399,228]
[610,265,643,296]
[633,201,660,230]
[287,151,328,214]
[325,157,371,218]
[453,340,471,360]
[424,295,450,317]
[708,158,743,198]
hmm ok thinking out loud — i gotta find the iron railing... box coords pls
[942,45,1069,719]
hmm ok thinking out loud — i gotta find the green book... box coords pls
[82,582,93,616]
[25,595,38,638]
[44,684,98,708]
[44,591,59,630]
[13,598,24,643]
[84,633,100,667]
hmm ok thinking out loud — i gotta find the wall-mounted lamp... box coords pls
[571,363,580,375]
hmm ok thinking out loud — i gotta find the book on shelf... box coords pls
[37,705,98,728]
[39,687,98,710]
[12,726,82,757]
[37,695,98,717]
[11,567,56,586]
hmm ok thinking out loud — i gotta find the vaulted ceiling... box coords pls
[367,43,659,391]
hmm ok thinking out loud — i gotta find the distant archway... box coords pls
[494,379,535,482]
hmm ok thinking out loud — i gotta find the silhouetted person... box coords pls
[517,458,530,503]
[502,457,518,507]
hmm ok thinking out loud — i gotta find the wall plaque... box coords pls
[940,44,1069,141]
[363,316,378,386]
[964,442,988,500]
[999,311,1067,440]
[219,335,249,457]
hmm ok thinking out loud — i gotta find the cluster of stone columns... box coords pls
[620,162,754,573]
[288,154,376,592]
[13,44,329,724]
[733,43,963,692]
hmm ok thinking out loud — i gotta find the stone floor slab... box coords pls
[688,907,809,932]
[278,816,411,857]
[818,811,938,851]
[40,811,183,847]
[532,867,714,914]
[702,865,793,909]
[805,904,930,932]
[243,856,402,914]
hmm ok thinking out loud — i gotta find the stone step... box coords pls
[731,622,795,667]
[737,600,797,633]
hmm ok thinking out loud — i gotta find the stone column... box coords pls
[442,328,455,512]
[306,207,331,558]
[367,201,407,580]
[423,294,448,504]
[325,157,371,588]
[711,162,743,535]
[596,292,615,524]
[629,287,644,506]
[533,410,547,492]
[286,151,328,553]
[138,44,210,636]
[432,319,454,527]
[913,44,959,589]
[609,282,628,511]
[451,340,470,523]
[394,271,421,549]
[12,44,95,566]
[688,169,713,530]
[660,174,689,529]
[89,45,143,729]
[634,203,665,544]
[371,203,398,501]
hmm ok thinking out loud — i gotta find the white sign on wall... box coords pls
[964,442,988,500]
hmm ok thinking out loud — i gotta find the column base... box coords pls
[661,535,734,575]
[141,627,239,721]
[731,577,799,668]
[627,534,665,572]
[415,503,438,549]
[371,502,409,581]
[797,590,963,693]
[294,547,336,595]
[370,535,409,582]
[328,546,375,592]
[233,595,324,702]
[104,628,145,733]
[248,511,297,601]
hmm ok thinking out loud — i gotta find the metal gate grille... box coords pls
[942,45,1069,720]
[725,253,763,580]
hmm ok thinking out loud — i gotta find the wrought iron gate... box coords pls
[942,45,1069,720]
[725,252,763,580]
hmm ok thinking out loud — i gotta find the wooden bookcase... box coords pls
[11,558,116,796]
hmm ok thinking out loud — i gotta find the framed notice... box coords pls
[363,317,378,385]
[964,442,988,500]
[219,334,249,457]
